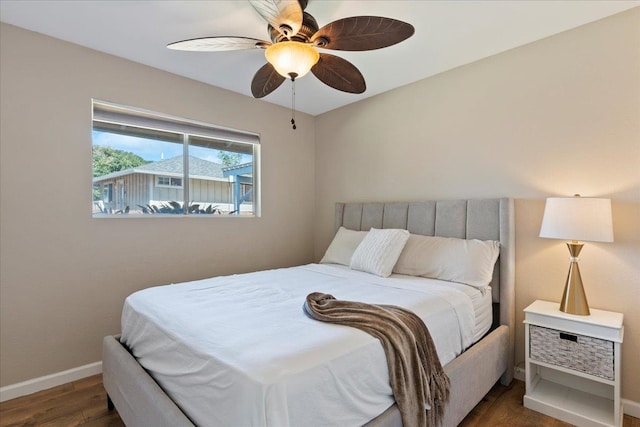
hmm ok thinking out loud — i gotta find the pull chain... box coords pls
[290,76,297,130]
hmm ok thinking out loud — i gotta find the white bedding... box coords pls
[436,277,493,342]
[121,264,489,427]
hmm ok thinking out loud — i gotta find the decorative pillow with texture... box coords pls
[350,228,410,277]
[393,234,500,288]
[320,227,369,266]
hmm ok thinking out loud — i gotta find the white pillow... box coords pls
[392,234,500,288]
[350,228,410,277]
[320,227,368,266]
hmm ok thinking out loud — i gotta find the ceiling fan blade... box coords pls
[311,16,414,51]
[311,53,366,94]
[249,0,303,38]
[167,36,270,51]
[251,63,286,98]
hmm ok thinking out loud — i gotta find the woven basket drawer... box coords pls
[529,325,614,381]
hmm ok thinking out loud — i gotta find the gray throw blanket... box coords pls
[304,292,450,427]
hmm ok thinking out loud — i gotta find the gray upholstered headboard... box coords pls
[334,198,515,367]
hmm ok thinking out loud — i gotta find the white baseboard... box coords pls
[0,361,102,402]
[623,399,640,418]
[513,362,526,382]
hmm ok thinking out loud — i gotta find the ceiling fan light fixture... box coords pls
[265,41,319,79]
[168,1,414,103]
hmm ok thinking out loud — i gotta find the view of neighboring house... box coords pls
[93,155,253,214]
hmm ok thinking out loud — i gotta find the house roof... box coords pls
[222,162,252,173]
[222,162,253,178]
[138,156,224,178]
[93,155,225,182]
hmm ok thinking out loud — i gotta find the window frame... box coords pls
[92,100,261,217]
[155,176,183,189]
[102,182,113,203]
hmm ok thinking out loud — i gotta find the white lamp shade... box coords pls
[265,41,320,79]
[539,196,613,242]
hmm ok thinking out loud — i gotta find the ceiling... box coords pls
[1,1,638,116]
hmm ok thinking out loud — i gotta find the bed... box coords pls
[103,198,515,426]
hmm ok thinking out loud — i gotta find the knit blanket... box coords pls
[303,292,450,427]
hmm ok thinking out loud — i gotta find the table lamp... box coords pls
[539,195,613,315]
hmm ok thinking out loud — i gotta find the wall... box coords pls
[0,23,316,386]
[2,6,639,405]
[314,8,640,402]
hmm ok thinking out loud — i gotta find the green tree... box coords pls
[93,146,149,177]
[217,151,243,167]
[93,146,149,200]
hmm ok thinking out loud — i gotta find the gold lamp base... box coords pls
[559,242,590,316]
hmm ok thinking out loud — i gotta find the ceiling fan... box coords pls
[167,0,414,127]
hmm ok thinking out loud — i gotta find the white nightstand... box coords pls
[524,300,624,427]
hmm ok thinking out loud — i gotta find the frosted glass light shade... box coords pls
[265,41,320,79]
[539,196,613,243]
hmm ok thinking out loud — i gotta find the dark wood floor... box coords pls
[1,375,638,427]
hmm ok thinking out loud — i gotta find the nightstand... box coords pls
[524,300,624,427]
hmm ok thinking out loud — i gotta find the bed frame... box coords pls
[103,198,515,427]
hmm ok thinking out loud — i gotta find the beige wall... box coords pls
[1,6,639,406]
[0,23,316,386]
[315,8,640,402]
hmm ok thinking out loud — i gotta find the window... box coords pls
[156,176,183,188]
[103,183,113,203]
[92,101,260,217]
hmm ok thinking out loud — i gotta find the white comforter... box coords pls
[121,264,477,427]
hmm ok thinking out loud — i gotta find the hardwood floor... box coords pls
[1,375,638,427]
[0,375,122,427]
[459,380,639,427]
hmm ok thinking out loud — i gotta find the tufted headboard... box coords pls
[334,198,515,370]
